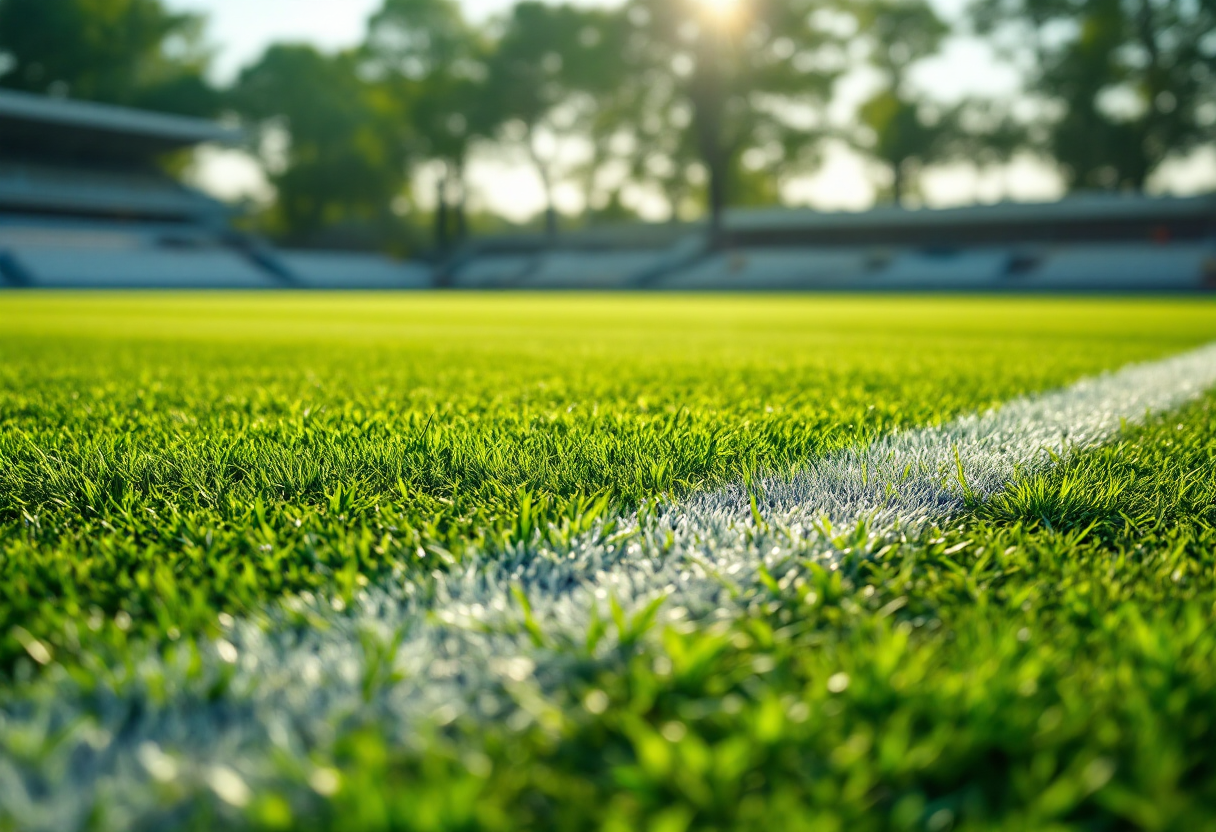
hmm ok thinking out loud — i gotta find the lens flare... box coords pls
[693,0,745,25]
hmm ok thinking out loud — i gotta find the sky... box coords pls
[166,0,380,82]
[165,0,525,83]
[167,0,1213,220]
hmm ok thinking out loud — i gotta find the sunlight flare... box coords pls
[691,0,746,27]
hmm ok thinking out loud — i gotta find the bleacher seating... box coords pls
[1013,243,1216,291]
[652,248,871,290]
[0,161,221,223]
[449,253,541,288]
[517,251,670,289]
[278,251,432,289]
[1,87,1211,295]
[8,246,278,288]
[0,91,421,290]
[865,250,1011,290]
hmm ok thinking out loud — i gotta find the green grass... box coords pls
[314,392,1216,832]
[2,292,1216,830]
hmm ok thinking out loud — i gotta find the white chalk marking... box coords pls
[4,342,1216,830]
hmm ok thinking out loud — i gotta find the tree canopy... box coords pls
[0,0,217,115]
[3,0,1215,249]
[973,0,1216,189]
[231,45,408,248]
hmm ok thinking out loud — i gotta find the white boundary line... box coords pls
[4,343,1216,829]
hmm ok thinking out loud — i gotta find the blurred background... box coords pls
[0,0,1214,290]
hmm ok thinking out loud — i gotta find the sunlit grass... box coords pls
[292,392,1216,832]
[2,293,1210,662]
[2,292,1216,829]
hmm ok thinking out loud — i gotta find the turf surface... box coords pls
[2,293,1216,830]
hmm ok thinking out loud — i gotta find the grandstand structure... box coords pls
[1,87,1212,292]
[446,194,1216,291]
[0,89,429,289]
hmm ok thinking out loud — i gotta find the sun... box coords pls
[691,0,745,26]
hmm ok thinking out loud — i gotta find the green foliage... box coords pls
[858,92,941,204]
[619,0,846,226]
[364,0,490,249]
[230,45,409,246]
[854,0,951,204]
[4,0,1214,240]
[972,0,1216,190]
[485,3,628,128]
[481,2,632,233]
[0,0,217,115]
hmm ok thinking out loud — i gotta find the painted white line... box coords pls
[5,343,1216,830]
[684,339,1216,530]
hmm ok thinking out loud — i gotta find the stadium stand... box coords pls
[1010,243,1216,291]
[448,253,542,288]
[518,251,676,289]
[0,90,428,289]
[3,87,1212,292]
[863,250,1011,290]
[691,196,1216,292]
[440,223,699,289]
[451,194,1215,292]
[11,246,274,289]
[720,195,1216,249]
[651,248,871,290]
[278,251,433,289]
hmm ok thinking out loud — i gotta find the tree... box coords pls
[365,0,489,252]
[0,0,216,115]
[483,2,631,235]
[618,80,706,221]
[854,0,950,204]
[231,45,408,246]
[620,0,846,241]
[973,0,1216,191]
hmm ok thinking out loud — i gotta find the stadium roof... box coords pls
[0,89,241,164]
[727,193,1216,232]
[456,193,1216,257]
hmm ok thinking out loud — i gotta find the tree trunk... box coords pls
[892,160,905,206]
[525,123,559,238]
[453,161,468,243]
[581,137,608,224]
[434,165,450,253]
[705,143,725,242]
[1123,0,1163,193]
[692,32,728,246]
[1126,157,1150,193]
[454,196,467,243]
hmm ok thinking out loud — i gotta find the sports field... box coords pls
[3,293,1216,830]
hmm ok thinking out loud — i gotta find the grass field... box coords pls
[3,293,1216,830]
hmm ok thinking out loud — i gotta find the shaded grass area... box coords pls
[265,392,1216,832]
[1,293,1214,672]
